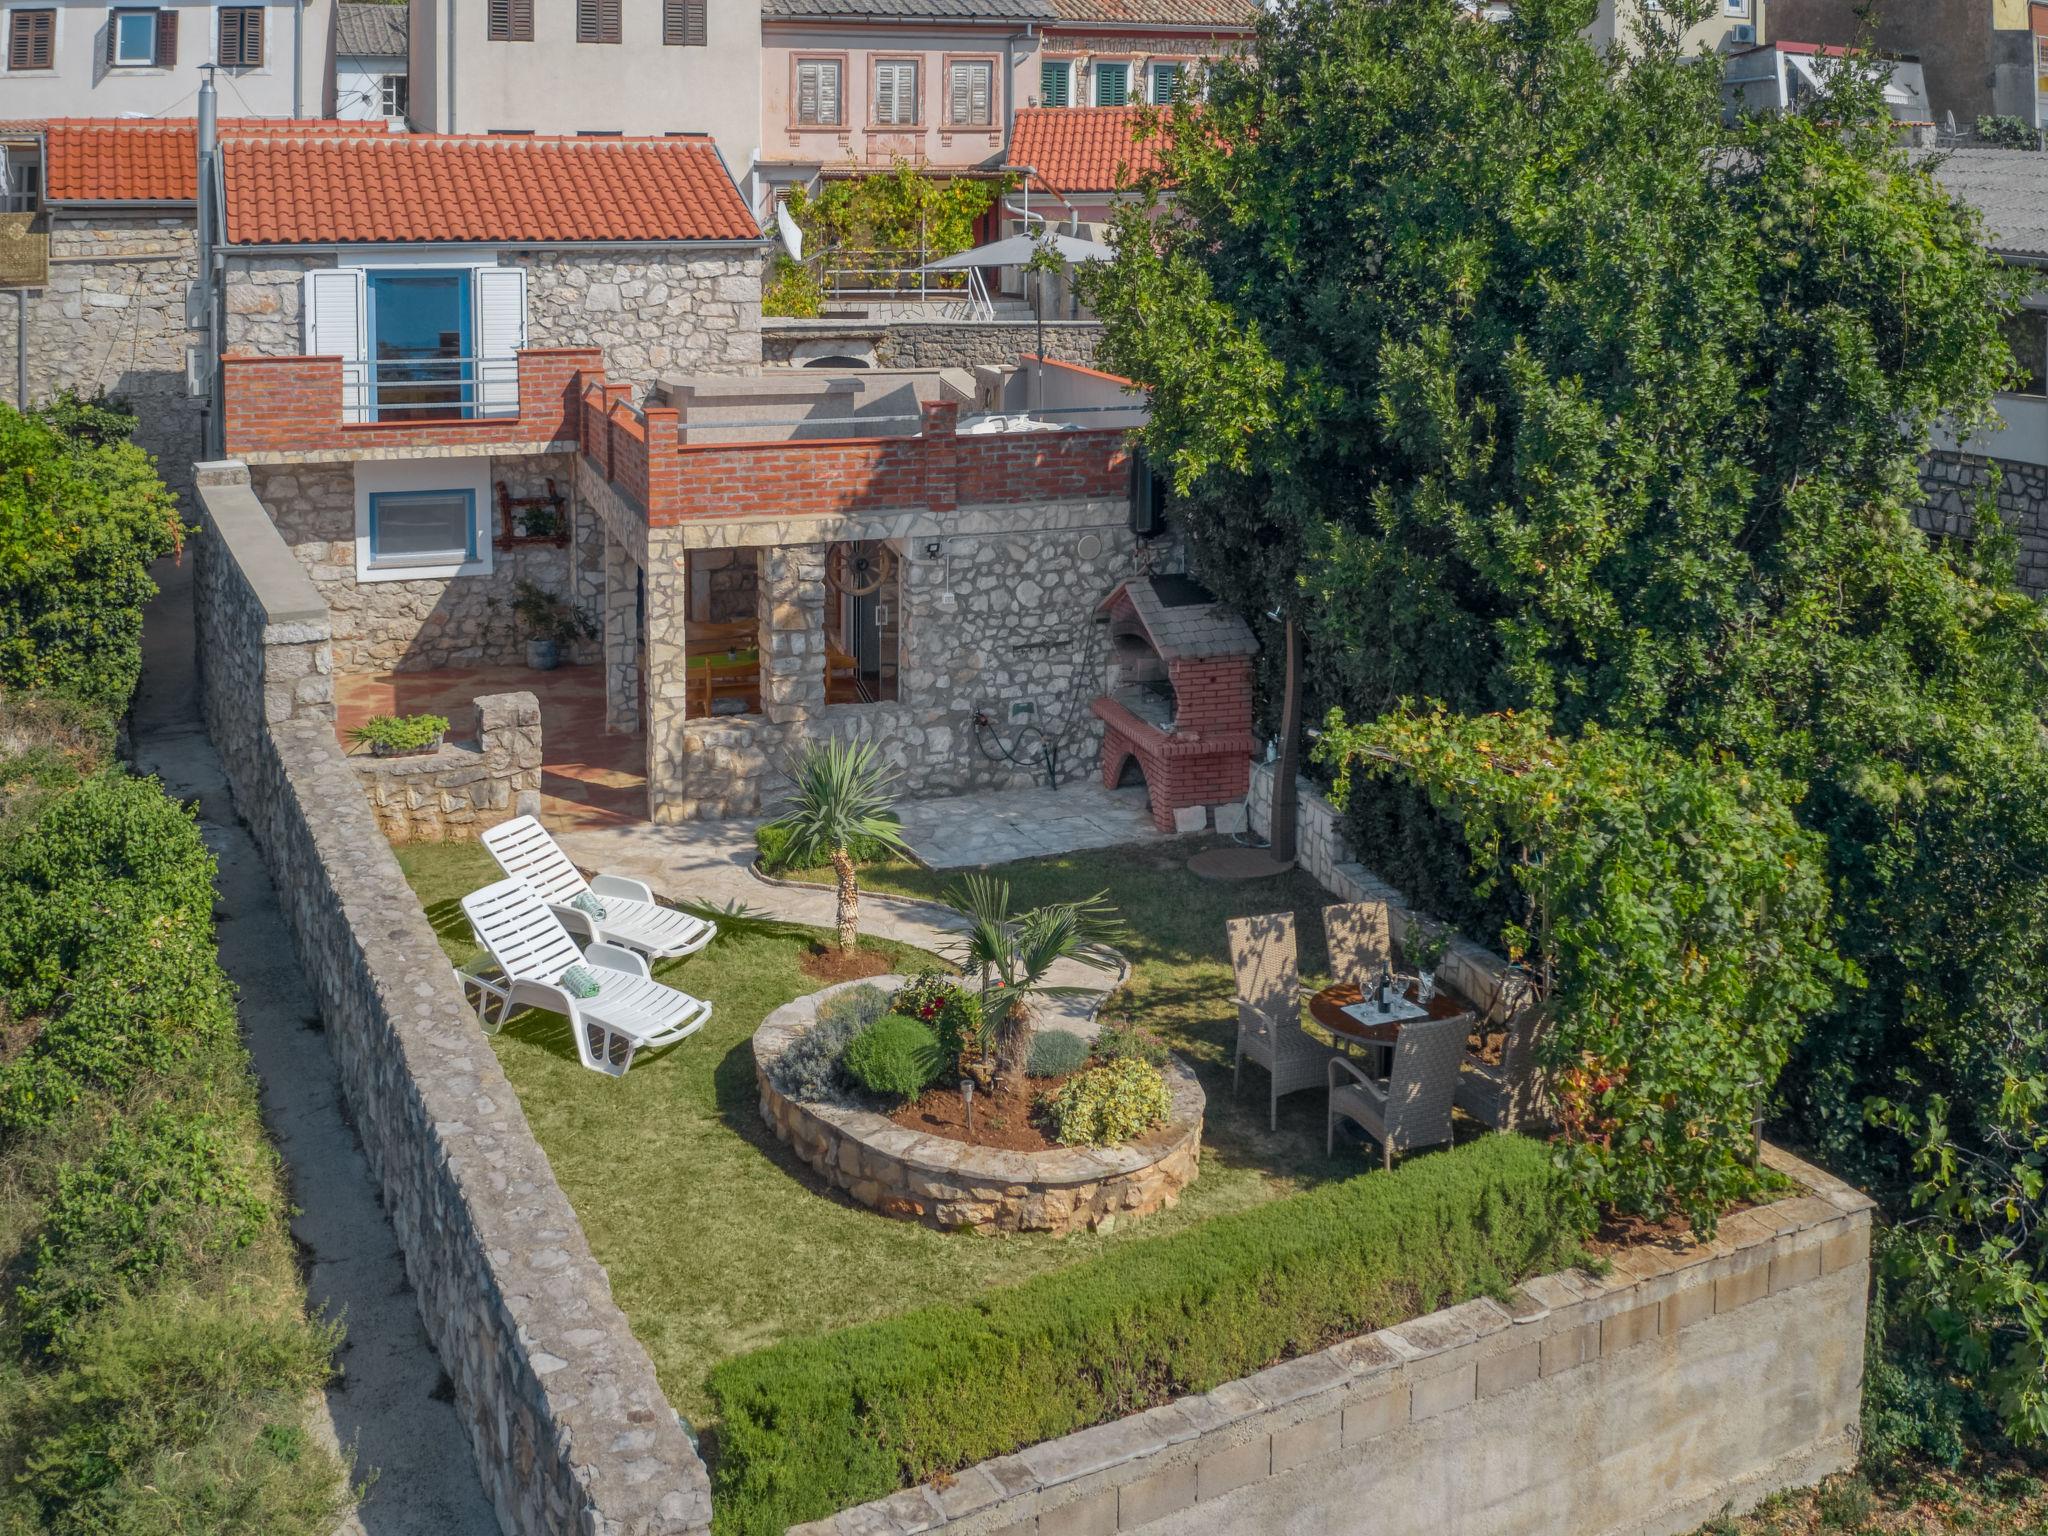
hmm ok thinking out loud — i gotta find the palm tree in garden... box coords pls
[946,874,1127,1088]
[762,738,909,952]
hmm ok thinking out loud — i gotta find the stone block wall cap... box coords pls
[1020,1410,1175,1486]
[1389,1296,1512,1358]
[1241,1351,1351,1410]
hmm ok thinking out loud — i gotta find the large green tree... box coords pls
[1086,0,2048,1447]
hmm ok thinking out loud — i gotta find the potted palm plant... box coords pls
[759,738,911,953]
[513,580,596,671]
[945,874,1127,1090]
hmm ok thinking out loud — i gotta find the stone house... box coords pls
[213,127,767,674]
[331,1,406,121]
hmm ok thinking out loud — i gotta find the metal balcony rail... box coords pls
[339,355,519,421]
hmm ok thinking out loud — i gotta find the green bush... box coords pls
[7,1287,348,1536]
[890,970,981,1061]
[1977,114,2038,150]
[347,713,449,754]
[0,398,182,712]
[17,1110,273,1357]
[755,819,892,875]
[1092,1022,1168,1067]
[772,986,893,1103]
[1039,1057,1173,1146]
[709,1134,1575,1533]
[763,253,825,319]
[1024,1028,1089,1078]
[842,1014,944,1100]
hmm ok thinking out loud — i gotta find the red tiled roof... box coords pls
[42,118,370,204]
[220,132,762,245]
[1049,0,1254,26]
[1012,107,1170,196]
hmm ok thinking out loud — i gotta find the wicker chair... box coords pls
[1229,912,1337,1131]
[1327,1012,1471,1170]
[1322,901,1393,986]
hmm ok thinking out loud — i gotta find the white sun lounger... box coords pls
[460,877,711,1076]
[481,815,716,961]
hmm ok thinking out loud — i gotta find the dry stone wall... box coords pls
[1918,448,2048,594]
[249,453,587,672]
[586,472,1169,820]
[27,214,202,505]
[805,1145,1872,1536]
[352,690,544,842]
[190,460,711,1536]
[517,249,765,388]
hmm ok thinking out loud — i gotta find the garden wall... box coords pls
[189,461,711,1536]
[760,318,1103,371]
[803,1145,1872,1536]
[353,690,544,843]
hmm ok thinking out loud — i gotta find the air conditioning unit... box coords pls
[1729,23,1755,44]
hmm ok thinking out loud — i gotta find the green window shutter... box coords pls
[1040,61,1068,107]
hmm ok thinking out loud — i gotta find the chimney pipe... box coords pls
[197,66,219,456]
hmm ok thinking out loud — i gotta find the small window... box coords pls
[948,59,992,125]
[576,0,620,44]
[1094,61,1129,106]
[487,0,532,40]
[367,489,480,570]
[2002,308,2047,398]
[380,72,406,116]
[1149,62,1180,104]
[109,7,159,66]
[873,59,918,125]
[662,0,705,46]
[796,58,842,125]
[217,5,262,67]
[1040,59,1070,108]
[1723,0,1748,12]
[7,8,54,69]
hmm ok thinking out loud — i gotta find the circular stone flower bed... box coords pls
[753,977,1205,1235]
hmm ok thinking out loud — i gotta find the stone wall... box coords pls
[249,452,589,672]
[518,250,764,386]
[28,214,202,505]
[352,691,543,842]
[582,469,1163,819]
[190,460,712,1536]
[224,247,763,394]
[1918,448,2048,594]
[761,318,1102,371]
[803,1144,1872,1536]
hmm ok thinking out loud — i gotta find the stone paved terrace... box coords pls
[337,661,645,831]
[893,783,1161,868]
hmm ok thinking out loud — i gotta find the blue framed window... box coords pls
[366,268,474,422]
[111,7,157,64]
[366,488,479,570]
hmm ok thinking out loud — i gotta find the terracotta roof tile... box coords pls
[1012,107,1170,195]
[1049,0,1254,25]
[219,132,761,245]
[43,117,371,204]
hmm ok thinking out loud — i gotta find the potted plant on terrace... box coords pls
[513,581,596,671]
[349,712,450,758]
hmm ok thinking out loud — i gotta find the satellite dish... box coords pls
[776,203,803,261]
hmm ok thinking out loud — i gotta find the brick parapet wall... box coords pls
[801,1145,1873,1536]
[190,462,711,1536]
[220,347,605,459]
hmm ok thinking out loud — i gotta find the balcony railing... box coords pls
[815,250,995,321]
[342,355,521,423]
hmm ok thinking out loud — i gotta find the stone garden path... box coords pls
[555,808,1133,1033]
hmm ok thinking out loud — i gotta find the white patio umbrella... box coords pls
[920,232,1115,411]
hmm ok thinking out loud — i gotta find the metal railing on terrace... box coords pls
[813,250,996,322]
[340,355,521,423]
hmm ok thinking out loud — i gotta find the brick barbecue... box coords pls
[1092,575,1258,832]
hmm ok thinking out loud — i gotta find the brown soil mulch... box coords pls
[799,944,896,983]
[1467,1026,1508,1066]
[889,1073,1080,1153]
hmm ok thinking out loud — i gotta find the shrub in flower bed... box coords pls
[890,969,984,1062]
[348,712,450,756]
[771,985,892,1103]
[1092,1021,1169,1067]
[1039,1056,1173,1146]
[708,1133,1576,1534]
[1025,1028,1090,1079]
[842,1013,946,1101]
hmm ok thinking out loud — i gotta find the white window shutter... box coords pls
[875,64,896,124]
[821,62,839,123]
[472,266,527,417]
[303,268,367,423]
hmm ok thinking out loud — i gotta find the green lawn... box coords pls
[397,835,1359,1433]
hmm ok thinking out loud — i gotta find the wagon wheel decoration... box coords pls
[826,542,896,597]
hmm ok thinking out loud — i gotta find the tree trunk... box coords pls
[831,847,858,952]
[994,998,1032,1093]
[1271,614,1302,867]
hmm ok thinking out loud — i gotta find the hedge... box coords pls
[708,1133,1575,1534]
